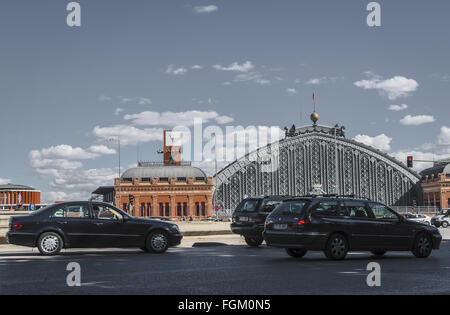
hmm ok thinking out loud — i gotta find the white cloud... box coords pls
[354,75,419,100]
[120,97,133,104]
[354,134,392,151]
[193,5,218,14]
[286,88,297,96]
[98,95,112,102]
[32,145,98,160]
[438,126,450,145]
[213,61,254,73]
[388,104,408,111]
[232,72,270,85]
[88,145,116,155]
[166,64,188,76]
[92,125,163,146]
[114,107,124,115]
[191,65,203,70]
[0,178,11,185]
[137,97,152,105]
[124,110,234,127]
[399,115,435,126]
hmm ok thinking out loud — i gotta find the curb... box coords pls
[0,231,233,245]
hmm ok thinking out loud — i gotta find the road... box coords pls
[1,238,449,295]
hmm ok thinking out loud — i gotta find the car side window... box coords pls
[52,204,90,219]
[92,205,123,221]
[312,201,345,217]
[369,203,398,220]
[345,202,372,219]
[261,200,283,213]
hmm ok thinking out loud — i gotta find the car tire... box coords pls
[371,250,387,256]
[286,248,307,258]
[244,236,264,247]
[412,233,432,258]
[37,232,63,256]
[442,221,449,228]
[146,231,169,254]
[324,233,348,260]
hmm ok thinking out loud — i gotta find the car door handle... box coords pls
[57,221,68,225]
[95,222,104,226]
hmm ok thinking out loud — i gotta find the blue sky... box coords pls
[1,0,450,202]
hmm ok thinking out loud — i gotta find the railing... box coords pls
[391,206,440,214]
[137,161,192,167]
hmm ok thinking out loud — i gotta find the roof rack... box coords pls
[292,194,372,200]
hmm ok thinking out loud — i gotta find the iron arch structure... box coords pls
[213,124,421,214]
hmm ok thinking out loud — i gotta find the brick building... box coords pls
[111,163,214,219]
[0,184,41,210]
[420,162,450,209]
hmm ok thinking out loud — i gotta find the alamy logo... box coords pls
[367,2,381,27]
[66,262,81,287]
[366,262,381,287]
[66,2,81,27]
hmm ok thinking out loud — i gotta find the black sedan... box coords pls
[264,197,442,260]
[6,201,183,255]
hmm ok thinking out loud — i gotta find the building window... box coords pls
[160,177,169,183]
[177,177,187,182]
[123,203,127,212]
[195,177,205,182]
[141,178,151,182]
[140,203,145,217]
[159,203,164,216]
[177,202,182,216]
[183,202,188,217]
[195,202,200,216]
[146,203,151,217]
[201,202,206,216]
[165,203,170,217]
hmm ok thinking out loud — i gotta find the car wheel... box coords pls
[412,233,432,258]
[371,250,387,256]
[37,232,63,256]
[146,231,169,253]
[244,236,264,247]
[442,221,449,228]
[286,248,307,258]
[324,233,348,260]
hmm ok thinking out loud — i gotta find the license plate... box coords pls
[239,217,249,222]
[273,224,287,230]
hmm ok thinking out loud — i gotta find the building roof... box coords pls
[121,166,207,180]
[0,184,37,191]
[92,186,114,195]
[420,162,450,178]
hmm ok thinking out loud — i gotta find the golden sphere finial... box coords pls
[310,112,319,124]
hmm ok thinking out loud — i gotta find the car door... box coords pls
[344,201,380,250]
[368,202,413,250]
[90,203,143,247]
[50,203,100,248]
[309,200,350,238]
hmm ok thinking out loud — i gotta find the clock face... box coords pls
[165,131,182,146]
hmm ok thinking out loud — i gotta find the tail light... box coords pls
[10,221,22,231]
[296,219,308,226]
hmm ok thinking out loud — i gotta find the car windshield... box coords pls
[235,200,260,212]
[272,200,308,215]
[439,209,449,215]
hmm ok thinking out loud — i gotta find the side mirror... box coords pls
[399,215,405,223]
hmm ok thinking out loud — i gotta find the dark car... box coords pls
[264,197,442,260]
[6,201,183,256]
[231,196,293,247]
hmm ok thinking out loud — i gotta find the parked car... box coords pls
[405,213,431,225]
[231,195,293,247]
[6,201,183,256]
[431,209,450,228]
[263,197,442,260]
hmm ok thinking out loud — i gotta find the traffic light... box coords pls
[407,156,413,168]
[128,195,134,205]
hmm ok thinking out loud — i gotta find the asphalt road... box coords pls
[1,239,450,295]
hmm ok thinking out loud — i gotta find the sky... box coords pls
[1,0,450,203]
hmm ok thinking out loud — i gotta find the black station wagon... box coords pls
[231,196,293,246]
[6,201,183,255]
[264,196,442,260]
